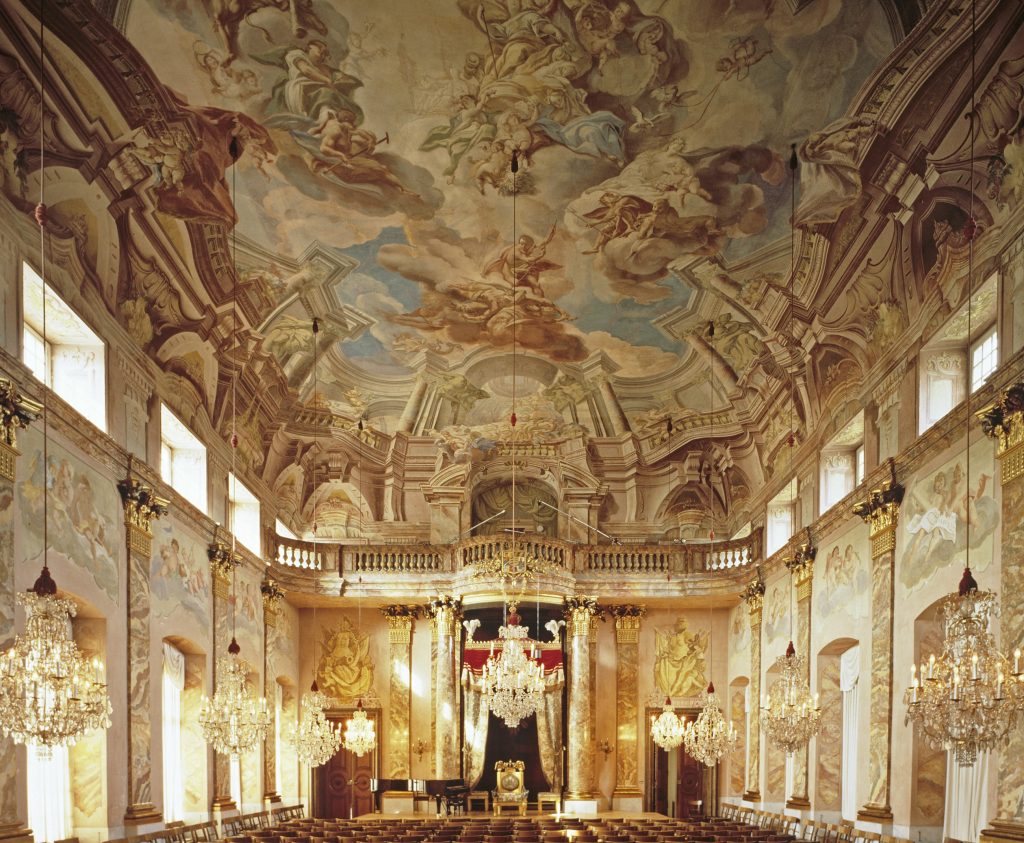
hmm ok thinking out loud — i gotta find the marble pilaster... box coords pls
[853,474,903,823]
[785,540,815,810]
[741,575,765,802]
[209,541,241,813]
[382,607,417,779]
[0,380,37,843]
[564,597,599,801]
[428,596,462,778]
[118,475,169,826]
[979,385,1024,843]
[261,578,285,805]
[611,606,645,809]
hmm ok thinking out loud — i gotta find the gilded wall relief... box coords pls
[898,438,998,594]
[654,615,707,697]
[16,428,120,603]
[316,615,375,702]
[150,517,212,630]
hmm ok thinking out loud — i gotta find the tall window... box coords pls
[161,405,208,512]
[162,643,185,822]
[22,261,106,430]
[230,757,242,811]
[820,413,864,513]
[971,326,998,392]
[766,503,793,557]
[27,745,72,843]
[229,473,261,556]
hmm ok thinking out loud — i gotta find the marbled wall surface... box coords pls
[815,656,842,811]
[911,620,946,827]
[728,685,746,796]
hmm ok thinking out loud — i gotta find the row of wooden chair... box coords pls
[719,804,914,843]
[99,806,306,843]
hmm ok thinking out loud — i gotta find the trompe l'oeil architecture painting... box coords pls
[0,1,1022,843]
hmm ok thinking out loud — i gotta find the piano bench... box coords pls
[537,792,561,813]
[467,791,490,812]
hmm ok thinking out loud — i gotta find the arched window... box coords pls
[163,642,186,822]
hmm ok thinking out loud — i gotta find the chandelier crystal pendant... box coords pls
[683,682,739,766]
[482,602,545,729]
[199,637,270,756]
[292,681,342,767]
[905,568,1024,766]
[760,641,822,755]
[0,568,112,753]
[343,699,376,757]
[650,697,686,750]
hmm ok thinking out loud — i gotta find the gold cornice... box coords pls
[978,382,1024,484]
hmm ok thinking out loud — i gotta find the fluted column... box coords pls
[119,475,169,826]
[564,597,599,800]
[785,539,815,810]
[209,541,241,812]
[741,575,765,802]
[979,384,1024,843]
[0,380,39,843]
[428,596,462,778]
[383,607,417,779]
[611,606,645,809]
[262,578,285,805]
[853,472,903,823]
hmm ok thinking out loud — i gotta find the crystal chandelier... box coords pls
[905,569,1024,765]
[342,699,376,757]
[650,697,686,750]
[292,682,342,767]
[0,568,111,752]
[482,603,545,729]
[200,637,270,756]
[683,682,739,766]
[761,641,821,755]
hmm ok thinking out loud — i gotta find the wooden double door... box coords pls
[314,713,378,819]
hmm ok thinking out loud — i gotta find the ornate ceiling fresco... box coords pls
[0,0,1021,540]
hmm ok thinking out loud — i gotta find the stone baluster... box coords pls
[118,474,169,827]
[979,384,1024,843]
[785,537,815,811]
[382,606,418,780]
[428,596,462,778]
[852,470,903,824]
[209,540,242,814]
[564,596,599,807]
[611,605,646,811]
[740,573,765,803]
[0,380,39,843]
[261,577,286,807]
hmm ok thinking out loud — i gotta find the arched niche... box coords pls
[469,476,559,537]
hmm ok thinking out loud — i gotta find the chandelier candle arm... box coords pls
[481,602,546,729]
[760,640,822,756]
[343,699,376,757]
[291,680,342,768]
[651,696,686,750]
[200,637,271,757]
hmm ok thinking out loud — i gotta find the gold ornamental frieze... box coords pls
[978,382,1024,484]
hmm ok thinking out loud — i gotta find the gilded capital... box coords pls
[0,378,42,480]
[853,468,904,557]
[610,604,645,644]
[785,534,816,602]
[208,540,242,595]
[741,571,766,625]
[261,577,286,625]
[563,595,600,638]
[118,475,168,558]
[978,382,1024,484]
[426,595,462,638]
[381,605,420,644]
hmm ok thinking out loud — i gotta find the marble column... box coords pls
[785,538,815,811]
[428,596,462,778]
[740,575,765,803]
[0,380,39,843]
[397,376,429,434]
[382,607,417,779]
[853,473,903,824]
[979,384,1024,843]
[262,578,285,806]
[209,541,241,813]
[118,475,169,826]
[596,376,630,436]
[611,606,645,810]
[564,597,599,801]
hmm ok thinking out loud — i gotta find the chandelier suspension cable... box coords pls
[38,4,46,580]
[964,0,976,575]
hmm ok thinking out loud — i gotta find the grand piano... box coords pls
[369,778,470,815]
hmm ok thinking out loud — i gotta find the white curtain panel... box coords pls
[840,645,860,822]
[27,744,72,843]
[163,642,186,822]
[275,683,283,800]
[944,751,990,842]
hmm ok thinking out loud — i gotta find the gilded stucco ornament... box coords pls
[978,382,1024,483]
[117,474,169,558]
[315,615,375,702]
[0,378,41,481]
[853,462,904,557]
